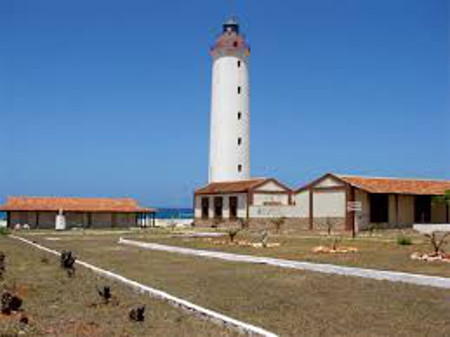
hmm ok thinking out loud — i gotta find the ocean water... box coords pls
[155,208,194,219]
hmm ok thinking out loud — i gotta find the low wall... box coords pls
[249,205,303,218]
[194,217,347,233]
[413,224,450,234]
[155,219,194,227]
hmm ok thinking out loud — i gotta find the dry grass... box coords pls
[0,236,240,337]
[124,228,450,277]
[20,232,450,337]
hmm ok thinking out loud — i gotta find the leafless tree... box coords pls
[260,230,269,248]
[424,232,450,255]
[331,236,342,251]
[271,217,286,234]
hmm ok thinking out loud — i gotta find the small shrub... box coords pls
[325,218,335,236]
[60,251,76,277]
[211,218,222,229]
[228,228,240,243]
[397,235,412,246]
[271,217,286,234]
[260,230,269,248]
[367,223,380,236]
[129,305,146,322]
[1,292,23,315]
[331,236,341,250]
[238,218,249,230]
[0,227,9,236]
[97,286,112,303]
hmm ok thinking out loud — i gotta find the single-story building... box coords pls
[0,196,157,229]
[194,178,292,221]
[294,173,450,231]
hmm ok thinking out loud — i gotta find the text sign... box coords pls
[347,201,362,212]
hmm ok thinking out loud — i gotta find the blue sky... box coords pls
[0,0,448,207]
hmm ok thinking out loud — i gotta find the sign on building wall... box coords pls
[347,201,362,212]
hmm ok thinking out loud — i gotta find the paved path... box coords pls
[119,238,450,290]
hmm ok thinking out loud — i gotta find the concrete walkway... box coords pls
[119,238,450,290]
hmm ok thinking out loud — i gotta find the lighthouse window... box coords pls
[238,137,242,145]
[237,86,241,94]
[237,60,241,68]
[238,164,242,172]
[238,112,242,120]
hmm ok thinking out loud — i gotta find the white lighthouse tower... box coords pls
[209,18,251,183]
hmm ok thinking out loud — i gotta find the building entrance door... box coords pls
[415,195,431,223]
[229,196,238,219]
[214,197,223,219]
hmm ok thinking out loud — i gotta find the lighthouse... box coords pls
[209,18,251,183]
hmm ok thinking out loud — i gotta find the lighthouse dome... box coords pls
[223,17,239,34]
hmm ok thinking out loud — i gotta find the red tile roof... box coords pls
[195,178,271,195]
[0,197,156,213]
[336,174,450,195]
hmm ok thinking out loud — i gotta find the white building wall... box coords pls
[293,190,310,217]
[252,193,289,206]
[355,190,370,230]
[249,205,302,218]
[315,177,345,188]
[209,54,250,182]
[255,181,285,192]
[313,190,346,218]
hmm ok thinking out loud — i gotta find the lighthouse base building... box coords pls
[194,173,450,232]
[194,178,292,223]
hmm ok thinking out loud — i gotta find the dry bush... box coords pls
[60,251,76,277]
[227,228,240,243]
[238,218,249,230]
[271,217,286,234]
[424,232,450,255]
[260,230,269,248]
[129,305,146,322]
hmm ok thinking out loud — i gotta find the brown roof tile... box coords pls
[0,196,156,213]
[195,178,271,195]
[336,175,450,195]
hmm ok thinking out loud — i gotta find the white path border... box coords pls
[10,235,278,337]
[119,238,450,290]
